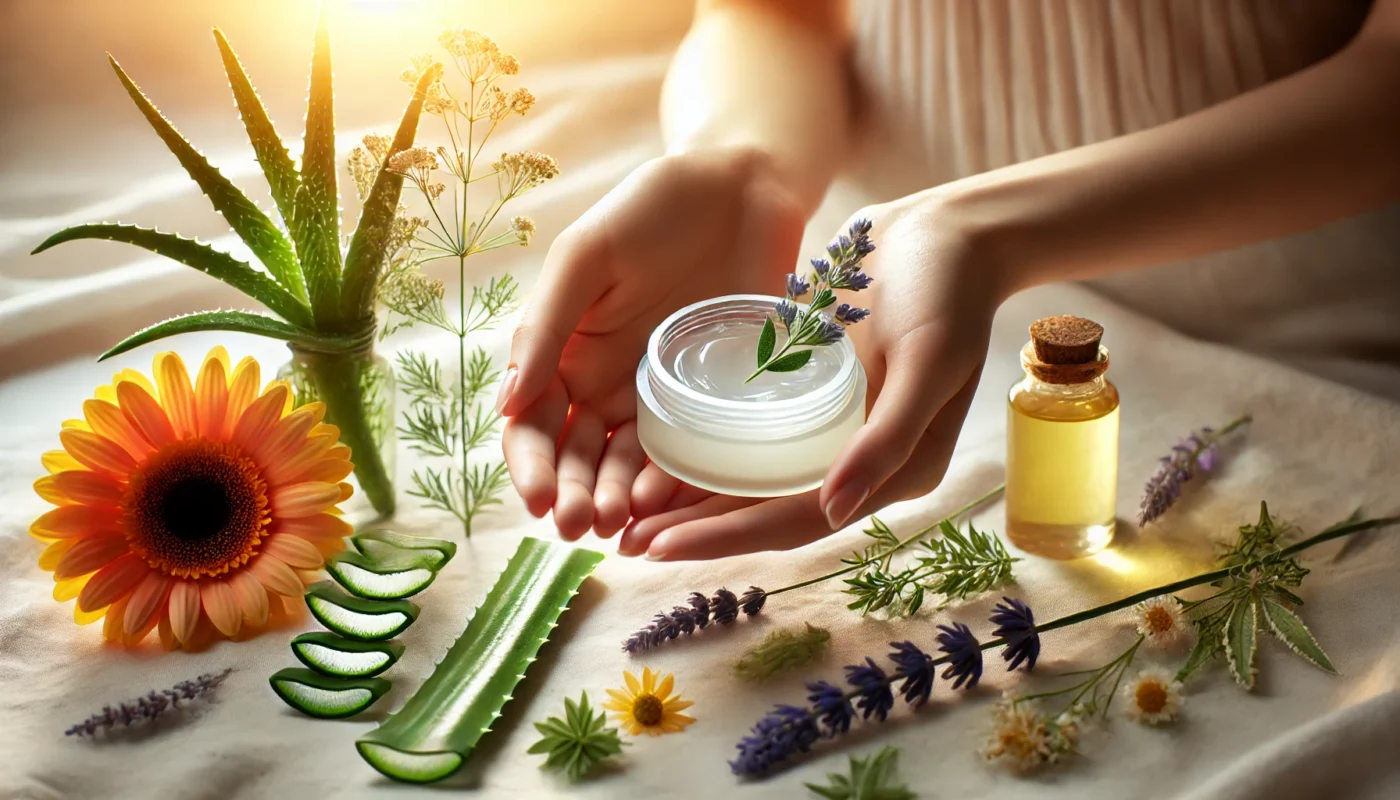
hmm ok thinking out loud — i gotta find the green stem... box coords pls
[763,483,1007,597]
[293,346,396,519]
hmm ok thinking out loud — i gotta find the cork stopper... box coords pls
[1024,315,1108,383]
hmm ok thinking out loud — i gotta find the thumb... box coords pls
[818,326,958,529]
[498,230,608,417]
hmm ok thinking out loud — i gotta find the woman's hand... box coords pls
[498,147,806,540]
[617,191,1006,560]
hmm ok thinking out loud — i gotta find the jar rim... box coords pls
[645,294,859,415]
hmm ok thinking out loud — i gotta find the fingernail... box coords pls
[644,533,671,561]
[644,550,666,562]
[824,482,869,530]
[494,366,518,415]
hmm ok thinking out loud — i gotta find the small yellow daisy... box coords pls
[603,668,695,736]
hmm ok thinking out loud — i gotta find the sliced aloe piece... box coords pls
[356,538,605,784]
[270,668,390,719]
[305,581,419,641]
[327,551,438,600]
[353,530,457,571]
[291,632,405,678]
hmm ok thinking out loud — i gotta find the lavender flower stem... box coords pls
[764,484,1006,598]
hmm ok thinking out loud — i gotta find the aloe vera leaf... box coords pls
[291,632,405,678]
[106,55,304,304]
[212,28,307,302]
[32,224,310,327]
[352,530,457,571]
[270,668,390,719]
[291,9,344,327]
[305,581,420,641]
[339,62,442,322]
[98,310,356,361]
[356,538,605,784]
[327,551,438,600]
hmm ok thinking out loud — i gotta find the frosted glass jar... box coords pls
[636,295,867,497]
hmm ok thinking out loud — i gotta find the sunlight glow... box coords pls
[1088,548,1139,575]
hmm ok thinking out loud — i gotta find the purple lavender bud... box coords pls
[730,705,820,775]
[1138,418,1248,526]
[738,586,767,616]
[808,317,846,346]
[686,592,711,628]
[844,658,895,722]
[711,588,740,624]
[936,622,983,690]
[888,641,936,707]
[810,258,831,279]
[806,681,854,735]
[835,303,870,325]
[775,299,799,329]
[786,274,811,298]
[989,597,1040,673]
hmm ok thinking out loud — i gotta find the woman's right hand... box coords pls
[498,147,807,540]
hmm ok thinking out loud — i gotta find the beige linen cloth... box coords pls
[2,2,1398,798]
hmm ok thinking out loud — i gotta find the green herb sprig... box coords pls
[528,692,627,782]
[806,747,916,800]
[842,518,1019,617]
[733,624,832,682]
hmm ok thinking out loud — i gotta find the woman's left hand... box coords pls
[618,191,1005,560]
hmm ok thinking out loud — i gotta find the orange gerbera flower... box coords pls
[30,347,355,649]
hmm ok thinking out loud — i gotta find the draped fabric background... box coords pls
[3,2,1399,799]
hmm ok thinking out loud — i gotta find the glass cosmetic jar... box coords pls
[636,295,867,497]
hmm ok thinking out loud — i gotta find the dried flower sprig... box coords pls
[734,507,1400,776]
[748,219,875,383]
[1139,414,1251,525]
[622,486,1004,653]
[805,746,916,800]
[528,692,627,782]
[733,623,832,682]
[65,669,233,738]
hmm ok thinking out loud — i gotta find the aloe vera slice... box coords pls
[353,530,457,571]
[356,538,604,783]
[327,551,438,600]
[291,632,405,678]
[270,668,390,719]
[305,581,419,641]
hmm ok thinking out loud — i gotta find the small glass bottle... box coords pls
[1005,315,1119,559]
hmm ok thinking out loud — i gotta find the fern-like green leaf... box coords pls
[1260,596,1337,675]
[100,310,352,361]
[291,9,344,326]
[527,691,626,782]
[212,27,306,302]
[340,62,442,322]
[106,55,303,299]
[33,224,310,327]
[1224,597,1259,690]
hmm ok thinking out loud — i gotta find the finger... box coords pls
[618,493,761,557]
[552,408,608,540]
[501,377,569,517]
[819,326,961,530]
[663,482,714,513]
[645,492,820,561]
[630,462,682,520]
[499,229,609,417]
[591,422,647,538]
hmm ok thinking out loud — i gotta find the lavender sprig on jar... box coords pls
[747,219,875,383]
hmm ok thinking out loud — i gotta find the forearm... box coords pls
[933,19,1400,299]
[662,0,850,212]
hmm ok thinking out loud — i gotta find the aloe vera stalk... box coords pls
[30,9,446,518]
[356,538,605,783]
[353,530,457,570]
[305,581,419,641]
[292,632,404,678]
[270,668,390,719]
[327,550,437,600]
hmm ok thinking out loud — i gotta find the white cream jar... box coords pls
[636,295,867,497]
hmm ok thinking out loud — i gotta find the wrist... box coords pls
[663,141,830,217]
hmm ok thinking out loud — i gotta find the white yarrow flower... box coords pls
[1123,667,1183,724]
[1135,596,1191,649]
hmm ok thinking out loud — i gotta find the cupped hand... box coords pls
[499,148,806,539]
[618,191,1004,560]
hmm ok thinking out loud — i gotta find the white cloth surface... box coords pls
[3,3,1400,799]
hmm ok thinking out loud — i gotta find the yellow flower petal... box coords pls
[624,670,640,695]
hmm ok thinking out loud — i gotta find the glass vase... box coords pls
[279,338,397,518]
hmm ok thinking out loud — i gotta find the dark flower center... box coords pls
[159,476,232,542]
[633,694,664,726]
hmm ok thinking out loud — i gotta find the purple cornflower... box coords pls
[786,274,810,298]
[775,299,799,329]
[730,704,820,775]
[936,622,983,690]
[989,597,1040,673]
[844,658,896,722]
[887,641,936,707]
[1138,416,1250,526]
[65,669,233,737]
[623,586,764,652]
[835,303,870,325]
[806,680,854,736]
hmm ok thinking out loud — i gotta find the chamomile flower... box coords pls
[982,695,1080,772]
[1135,596,1191,649]
[1123,667,1183,724]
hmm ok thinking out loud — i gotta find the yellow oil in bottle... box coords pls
[1005,319,1119,560]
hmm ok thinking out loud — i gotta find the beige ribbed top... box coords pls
[849,0,1400,399]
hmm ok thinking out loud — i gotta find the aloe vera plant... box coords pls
[353,529,457,569]
[327,550,439,600]
[357,537,605,783]
[30,12,440,516]
[292,632,405,678]
[270,668,392,719]
[305,581,420,641]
